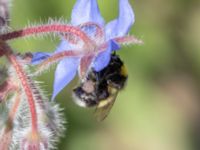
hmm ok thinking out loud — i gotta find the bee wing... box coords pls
[94,87,118,122]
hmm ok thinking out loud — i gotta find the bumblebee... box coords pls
[73,53,128,121]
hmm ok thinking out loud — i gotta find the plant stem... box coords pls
[0,41,38,132]
[0,24,95,47]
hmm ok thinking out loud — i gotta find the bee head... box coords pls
[73,80,98,107]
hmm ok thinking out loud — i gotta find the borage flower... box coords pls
[32,0,142,100]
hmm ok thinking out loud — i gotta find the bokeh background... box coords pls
[5,0,200,149]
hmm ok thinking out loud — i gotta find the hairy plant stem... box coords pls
[0,41,38,132]
[7,54,38,131]
[0,24,95,48]
[8,90,21,121]
[0,91,21,149]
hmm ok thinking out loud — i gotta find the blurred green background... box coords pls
[7,0,200,149]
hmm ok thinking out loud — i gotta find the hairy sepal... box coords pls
[0,58,65,149]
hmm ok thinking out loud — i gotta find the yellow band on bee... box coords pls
[120,65,128,77]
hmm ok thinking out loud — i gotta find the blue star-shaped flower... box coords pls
[32,0,139,100]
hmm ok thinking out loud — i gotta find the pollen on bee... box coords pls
[82,80,95,93]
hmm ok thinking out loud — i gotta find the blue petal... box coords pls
[80,25,98,41]
[31,52,51,65]
[110,40,120,51]
[55,40,74,53]
[93,40,117,72]
[71,0,104,26]
[52,57,79,100]
[105,0,135,39]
